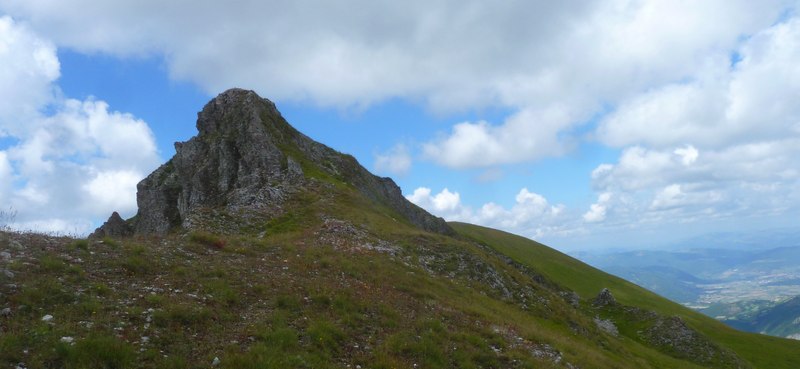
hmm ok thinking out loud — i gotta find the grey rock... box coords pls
[89,211,133,239]
[593,316,619,336]
[0,251,10,260]
[560,290,580,308]
[639,315,749,368]
[592,288,617,307]
[132,88,452,236]
[1,307,11,316]
[8,240,23,250]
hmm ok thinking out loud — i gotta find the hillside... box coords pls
[452,223,800,368]
[2,89,799,368]
[719,296,800,338]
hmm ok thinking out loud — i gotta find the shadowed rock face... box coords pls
[130,88,452,236]
[89,212,133,239]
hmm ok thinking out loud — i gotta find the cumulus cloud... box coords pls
[1,1,790,169]
[583,193,612,223]
[588,139,800,228]
[585,16,800,229]
[0,16,59,135]
[373,144,411,176]
[598,17,800,149]
[423,107,575,168]
[407,187,568,239]
[0,17,159,233]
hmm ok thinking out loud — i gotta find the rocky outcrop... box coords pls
[129,88,452,236]
[591,288,751,368]
[640,315,750,368]
[89,212,133,239]
[592,288,617,307]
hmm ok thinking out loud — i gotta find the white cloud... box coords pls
[0,151,12,203]
[674,145,699,166]
[423,106,575,168]
[82,170,143,214]
[588,139,800,229]
[406,187,462,214]
[374,144,411,176]
[407,186,568,239]
[584,17,800,231]
[583,192,612,223]
[0,17,159,234]
[1,1,791,169]
[598,17,800,149]
[0,16,58,135]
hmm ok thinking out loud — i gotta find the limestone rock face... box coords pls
[132,88,452,236]
[89,212,133,239]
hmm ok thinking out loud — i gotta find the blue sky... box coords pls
[1,1,799,251]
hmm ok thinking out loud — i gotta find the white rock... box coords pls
[41,314,53,322]
[60,337,74,344]
[212,357,221,366]
[1,307,11,316]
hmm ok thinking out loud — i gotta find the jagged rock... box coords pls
[592,288,616,307]
[89,212,133,239]
[131,88,452,236]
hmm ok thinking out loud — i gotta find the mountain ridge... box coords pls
[14,88,797,368]
[93,88,451,237]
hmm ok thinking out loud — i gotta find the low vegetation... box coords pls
[2,158,799,368]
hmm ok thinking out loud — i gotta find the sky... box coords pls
[0,1,799,252]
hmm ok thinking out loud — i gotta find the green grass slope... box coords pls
[451,222,800,369]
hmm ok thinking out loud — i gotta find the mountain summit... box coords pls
[12,88,800,368]
[96,88,451,236]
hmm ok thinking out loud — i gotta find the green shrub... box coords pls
[39,255,67,272]
[153,304,211,328]
[189,231,226,249]
[57,335,136,369]
[101,237,119,247]
[307,320,345,354]
[120,255,151,275]
[204,280,240,306]
[68,239,90,251]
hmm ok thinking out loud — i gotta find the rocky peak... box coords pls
[89,211,133,239]
[128,88,452,236]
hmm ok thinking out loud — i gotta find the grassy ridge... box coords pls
[451,222,800,369]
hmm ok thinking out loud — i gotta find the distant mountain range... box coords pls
[575,244,800,339]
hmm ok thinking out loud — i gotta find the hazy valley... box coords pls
[575,239,800,340]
